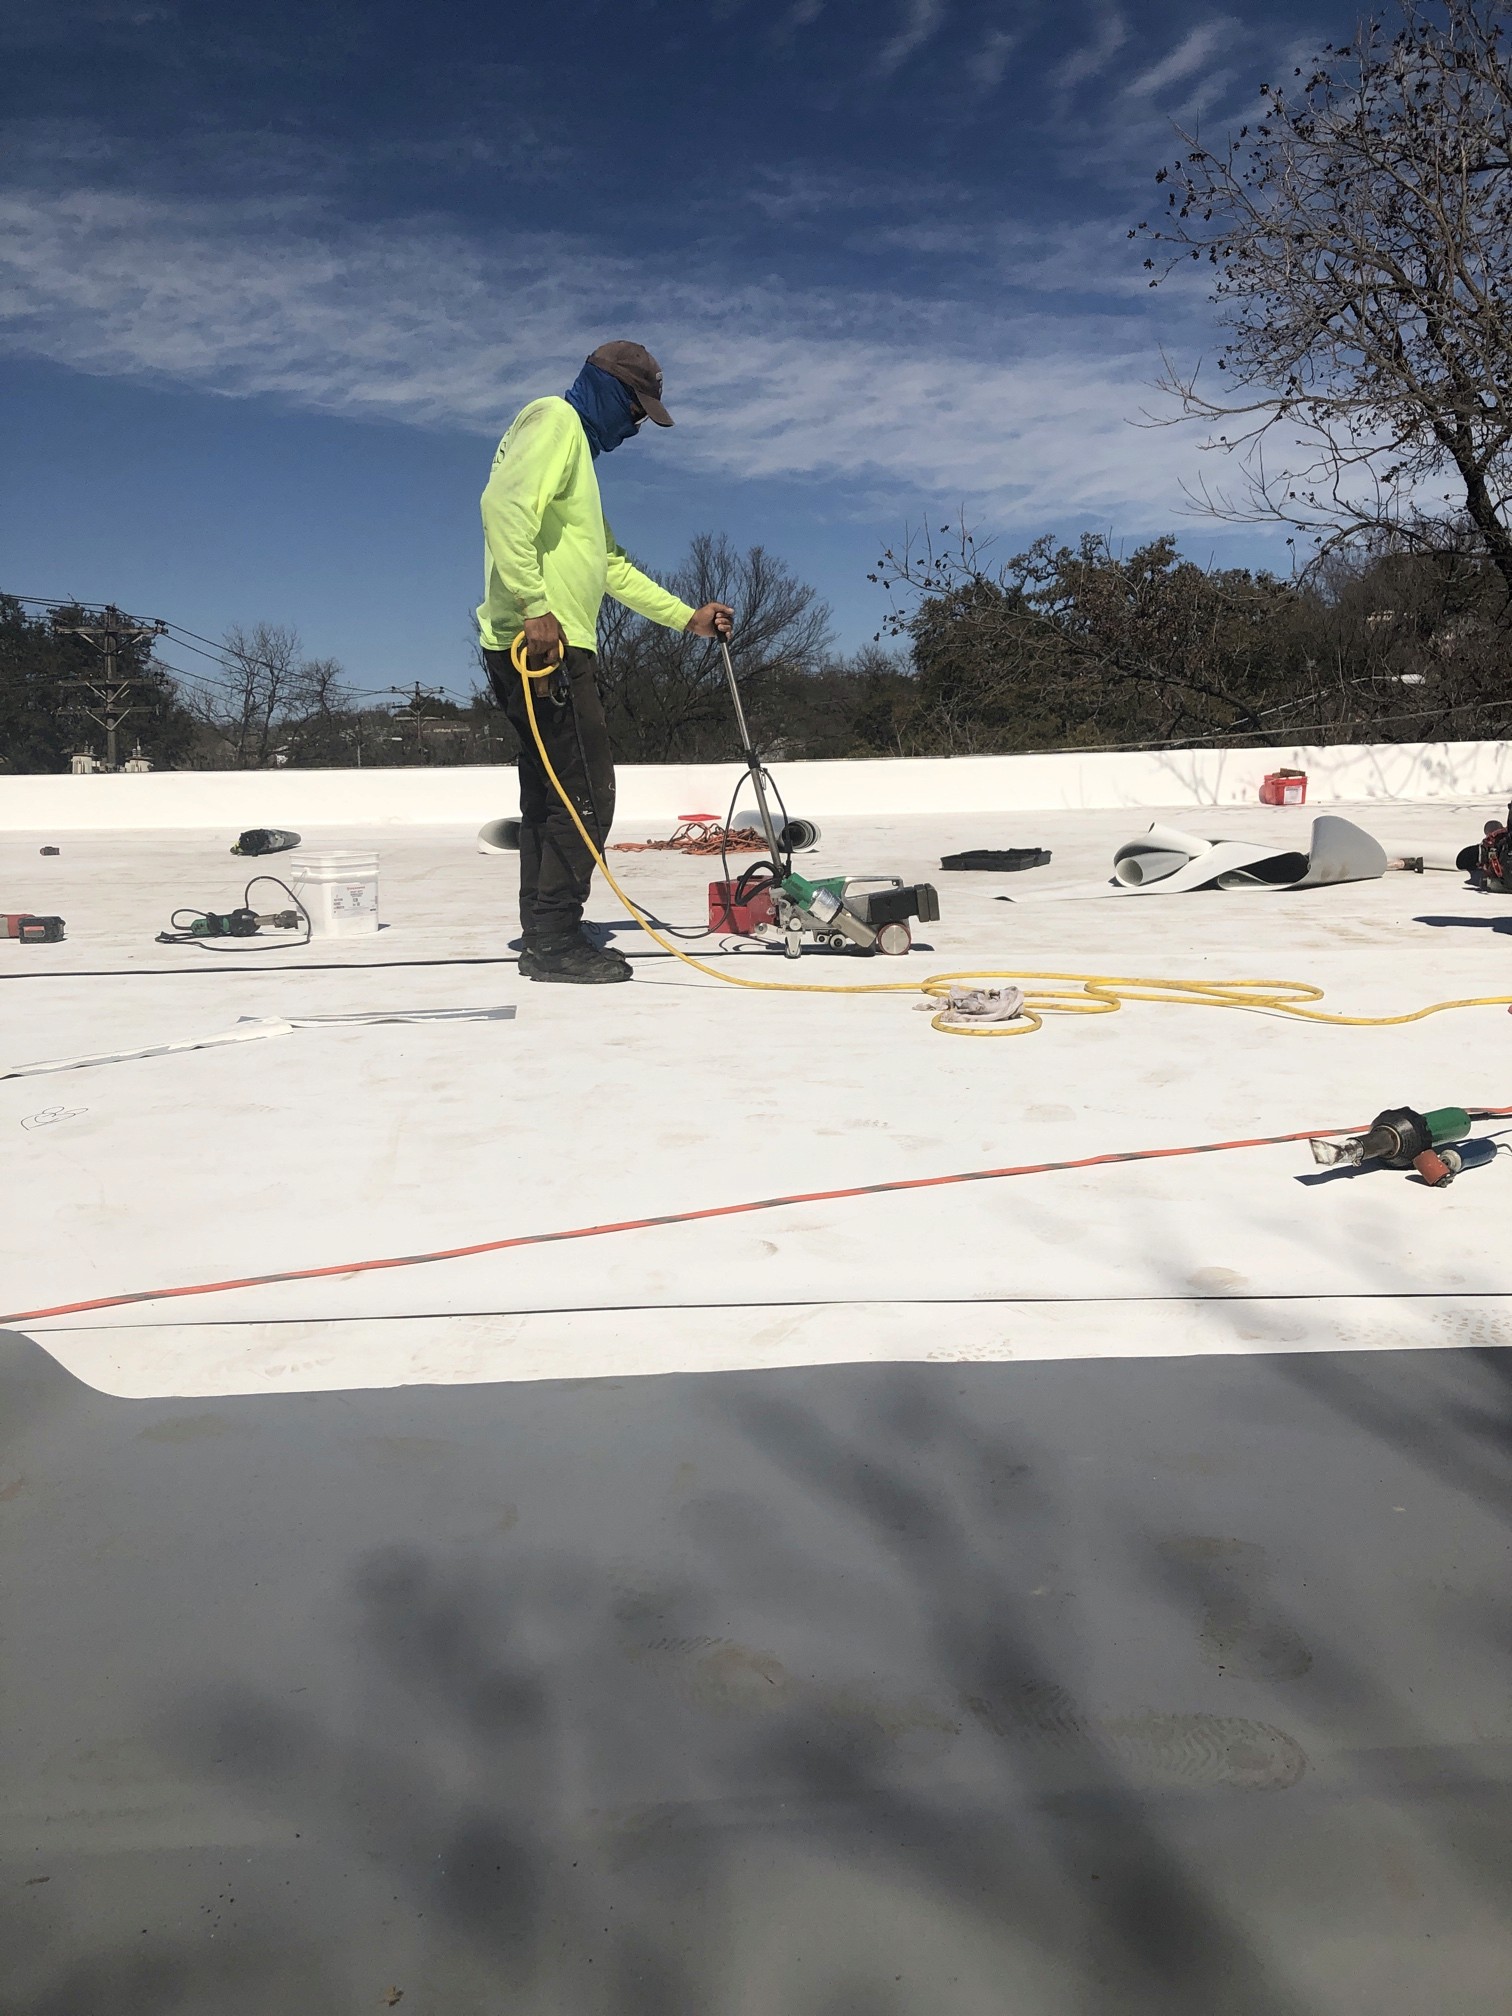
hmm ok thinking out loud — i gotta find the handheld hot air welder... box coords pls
[1309,1104,1497,1186]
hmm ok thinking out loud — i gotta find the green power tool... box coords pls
[1309,1105,1472,1182]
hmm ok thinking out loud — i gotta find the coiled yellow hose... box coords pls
[512,635,1512,1038]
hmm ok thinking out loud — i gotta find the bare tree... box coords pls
[280,655,353,765]
[190,622,300,767]
[596,533,832,762]
[1139,0,1512,596]
[189,623,350,767]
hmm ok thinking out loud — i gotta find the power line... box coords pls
[156,634,375,705]
[152,656,257,699]
[8,593,395,700]
[156,624,459,703]
[7,593,131,614]
[160,618,396,695]
[157,624,389,700]
[9,598,294,683]
[150,618,420,700]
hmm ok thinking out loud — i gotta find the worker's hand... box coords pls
[522,612,566,671]
[685,601,734,640]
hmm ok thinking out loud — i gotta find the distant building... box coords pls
[122,745,153,774]
[69,751,103,775]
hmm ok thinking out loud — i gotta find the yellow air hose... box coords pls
[510,634,1512,1038]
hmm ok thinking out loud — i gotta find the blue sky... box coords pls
[1,0,1348,698]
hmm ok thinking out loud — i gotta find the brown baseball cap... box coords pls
[587,340,673,427]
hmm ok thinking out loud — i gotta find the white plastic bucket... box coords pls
[288,850,380,937]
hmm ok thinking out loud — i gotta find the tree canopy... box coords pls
[1138,0,1512,593]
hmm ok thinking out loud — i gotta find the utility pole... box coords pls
[388,681,446,765]
[52,605,167,771]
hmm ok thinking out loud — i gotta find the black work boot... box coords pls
[521,929,632,984]
[519,926,630,979]
[581,923,632,970]
[517,928,546,980]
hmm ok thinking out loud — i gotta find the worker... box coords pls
[478,340,733,983]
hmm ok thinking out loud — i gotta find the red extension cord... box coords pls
[14,1113,1509,1326]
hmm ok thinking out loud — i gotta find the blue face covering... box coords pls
[563,361,640,458]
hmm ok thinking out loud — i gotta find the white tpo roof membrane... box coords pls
[4,796,1509,1397]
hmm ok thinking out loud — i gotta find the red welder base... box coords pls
[708,879,776,935]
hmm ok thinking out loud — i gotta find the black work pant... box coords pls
[484,644,616,937]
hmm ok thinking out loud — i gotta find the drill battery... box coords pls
[4,913,66,944]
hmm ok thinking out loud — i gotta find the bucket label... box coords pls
[332,882,378,917]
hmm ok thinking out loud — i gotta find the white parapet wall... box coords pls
[3,738,1510,832]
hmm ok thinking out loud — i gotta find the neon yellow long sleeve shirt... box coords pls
[477,396,696,653]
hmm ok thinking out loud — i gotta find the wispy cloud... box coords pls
[738,162,911,220]
[851,214,1158,301]
[779,0,826,33]
[971,25,1018,93]
[0,185,1211,527]
[1126,18,1234,99]
[0,1,174,51]
[677,331,1197,521]
[1054,0,1126,90]
[1040,5,1274,181]
[876,0,949,79]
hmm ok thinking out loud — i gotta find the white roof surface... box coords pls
[5,791,1510,1399]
